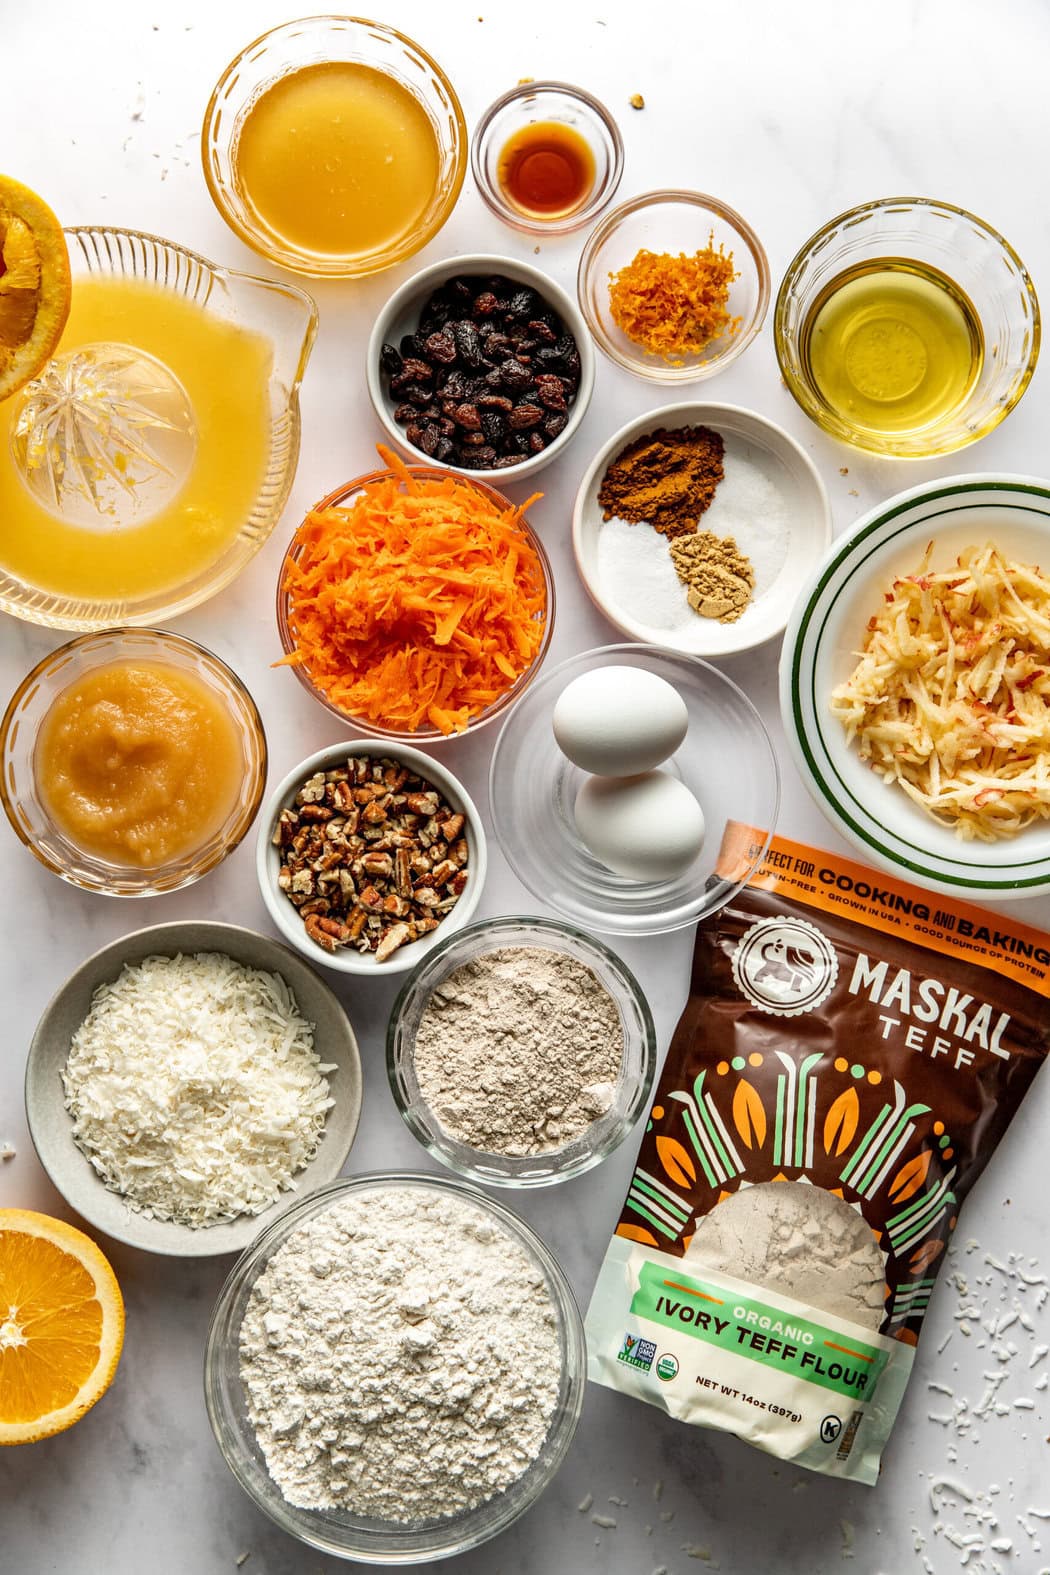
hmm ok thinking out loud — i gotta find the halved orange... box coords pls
[0,175,71,402]
[0,1208,124,1444]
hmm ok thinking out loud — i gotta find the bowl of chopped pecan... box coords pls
[366,253,594,482]
[256,742,487,974]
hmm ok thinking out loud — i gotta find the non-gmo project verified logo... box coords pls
[617,1332,657,1371]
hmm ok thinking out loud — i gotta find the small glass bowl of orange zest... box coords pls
[578,189,770,382]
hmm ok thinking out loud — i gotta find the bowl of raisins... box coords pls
[367,254,595,482]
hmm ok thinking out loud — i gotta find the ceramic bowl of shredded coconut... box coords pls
[573,401,831,657]
[205,1172,586,1561]
[387,915,657,1186]
[25,922,363,1256]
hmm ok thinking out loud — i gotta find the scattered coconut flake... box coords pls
[0,1141,14,1161]
[592,1514,617,1529]
[578,1493,593,1513]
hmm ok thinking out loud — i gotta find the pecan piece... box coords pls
[375,923,411,963]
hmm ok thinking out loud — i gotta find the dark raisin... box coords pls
[510,433,532,454]
[419,296,453,330]
[451,403,481,430]
[423,330,457,365]
[485,333,512,357]
[447,278,474,307]
[473,445,497,466]
[500,358,532,391]
[484,366,506,389]
[473,290,500,317]
[480,410,507,442]
[477,392,514,411]
[508,288,539,318]
[403,383,431,407]
[528,431,546,454]
[491,454,523,469]
[393,402,417,423]
[437,417,456,437]
[461,431,487,446]
[562,347,582,384]
[434,436,455,462]
[452,320,483,368]
[527,319,558,343]
[380,342,404,376]
[534,347,563,370]
[542,412,568,440]
[508,403,543,430]
[418,424,441,457]
[399,333,419,358]
[399,357,434,382]
[535,374,567,411]
[404,422,425,445]
[441,370,472,399]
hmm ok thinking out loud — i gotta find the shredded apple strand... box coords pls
[278,448,546,734]
[831,542,1050,842]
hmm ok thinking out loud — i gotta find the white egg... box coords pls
[552,665,689,776]
[574,770,706,883]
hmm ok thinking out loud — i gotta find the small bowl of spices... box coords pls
[573,401,832,656]
[578,189,770,381]
[256,741,487,975]
[387,915,657,1187]
[367,253,594,482]
[471,80,624,235]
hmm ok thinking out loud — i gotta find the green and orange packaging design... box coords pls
[585,826,1050,1483]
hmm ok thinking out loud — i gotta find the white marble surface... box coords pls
[3,1,1050,1571]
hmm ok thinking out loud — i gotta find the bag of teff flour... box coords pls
[586,827,1050,1484]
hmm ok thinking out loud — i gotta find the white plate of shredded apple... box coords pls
[780,474,1050,898]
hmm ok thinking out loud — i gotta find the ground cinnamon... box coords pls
[597,424,725,538]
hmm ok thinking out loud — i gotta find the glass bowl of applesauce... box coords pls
[202,17,467,278]
[0,628,267,896]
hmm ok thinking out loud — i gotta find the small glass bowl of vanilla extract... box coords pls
[774,197,1040,458]
[472,81,624,235]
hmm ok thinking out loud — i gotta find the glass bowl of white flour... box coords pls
[387,914,657,1186]
[204,1171,586,1560]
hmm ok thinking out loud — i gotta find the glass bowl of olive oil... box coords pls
[774,197,1039,458]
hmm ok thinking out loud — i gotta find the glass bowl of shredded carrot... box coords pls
[577,189,770,382]
[276,450,555,740]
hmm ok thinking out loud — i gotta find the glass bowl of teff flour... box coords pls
[204,1171,585,1560]
[387,914,657,1186]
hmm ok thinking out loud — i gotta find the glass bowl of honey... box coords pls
[774,197,1041,458]
[0,225,316,631]
[471,81,624,235]
[202,16,467,279]
[0,628,267,896]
